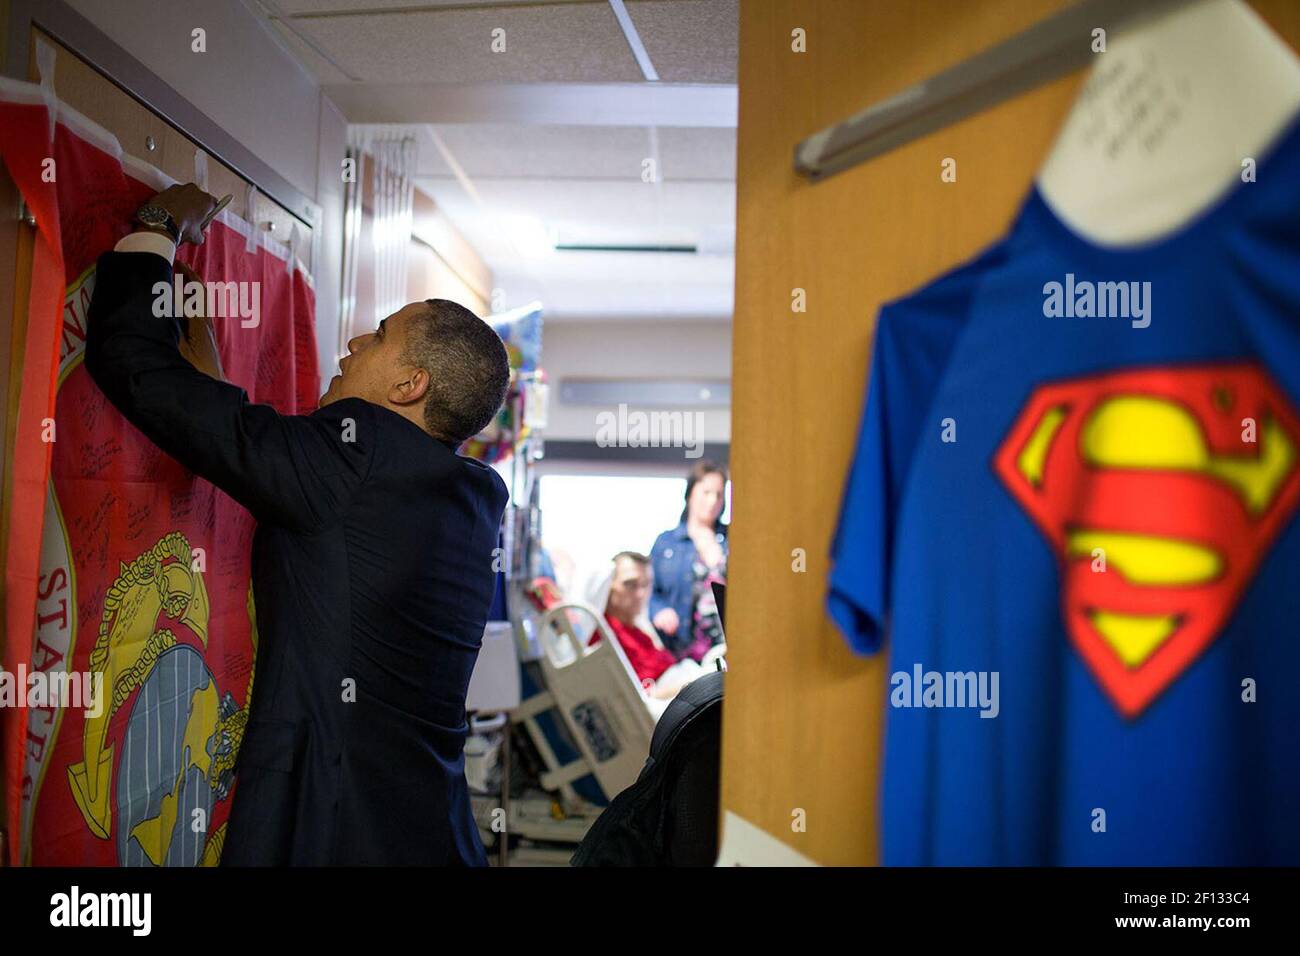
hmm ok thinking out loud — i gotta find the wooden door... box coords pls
[723,0,1300,866]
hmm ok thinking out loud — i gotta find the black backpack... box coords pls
[570,669,724,866]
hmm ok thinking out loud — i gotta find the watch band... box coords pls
[135,203,180,243]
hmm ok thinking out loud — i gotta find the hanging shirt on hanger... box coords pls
[828,114,1300,866]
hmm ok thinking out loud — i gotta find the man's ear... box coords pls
[390,366,430,407]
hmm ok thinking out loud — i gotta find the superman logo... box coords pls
[994,363,1300,718]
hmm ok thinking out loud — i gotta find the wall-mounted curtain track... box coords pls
[794,0,1195,182]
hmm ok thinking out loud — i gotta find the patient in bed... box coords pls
[594,551,719,700]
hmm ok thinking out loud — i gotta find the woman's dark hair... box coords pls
[679,459,729,526]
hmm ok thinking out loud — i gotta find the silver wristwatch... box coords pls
[135,203,180,242]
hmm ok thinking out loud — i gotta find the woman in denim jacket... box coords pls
[649,460,729,660]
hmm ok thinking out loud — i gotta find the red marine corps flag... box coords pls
[0,77,319,865]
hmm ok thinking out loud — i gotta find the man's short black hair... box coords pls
[403,299,511,444]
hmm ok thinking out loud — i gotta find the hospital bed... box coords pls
[512,602,664,803]
[466,599,670,862]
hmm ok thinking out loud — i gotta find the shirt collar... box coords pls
[673,520,727,541]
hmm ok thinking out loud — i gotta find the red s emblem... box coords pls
[994,364,1300,717]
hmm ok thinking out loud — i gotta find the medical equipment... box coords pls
[512,602,660,805]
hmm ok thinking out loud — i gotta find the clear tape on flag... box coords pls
[194,149,209,192]
[244,182,259,253]
[35,36,57,142]
[286,221,298,275]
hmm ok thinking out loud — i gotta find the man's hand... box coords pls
[144,183,220,245]
[174,262,227,381]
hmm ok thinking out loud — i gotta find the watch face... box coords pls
[137,205,168,226]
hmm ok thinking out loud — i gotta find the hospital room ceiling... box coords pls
[253,0,739,322]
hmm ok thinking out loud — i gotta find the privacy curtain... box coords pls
[339,131,415,357]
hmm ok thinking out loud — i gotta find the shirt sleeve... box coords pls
[114,230,177,262]
[827,312,899,655]
[84,250,373,532]
[827,243,996,654]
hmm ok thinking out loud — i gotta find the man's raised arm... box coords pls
[84,184,371,532]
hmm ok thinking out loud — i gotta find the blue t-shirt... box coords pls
[828,115,1300,866]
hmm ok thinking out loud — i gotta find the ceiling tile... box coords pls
[416,124,734,182]
[415,175,734,319]
[270,20,355,83]
[626,0,738,83]
[417,176,734,249]
[277,0,582,13]
[290,4,643,83]
[426,124,652,179]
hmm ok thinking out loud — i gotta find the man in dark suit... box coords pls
[84,183,510,865]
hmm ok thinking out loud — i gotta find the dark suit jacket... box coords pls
[85,251,508,865]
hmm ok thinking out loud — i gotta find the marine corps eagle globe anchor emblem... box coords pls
[67,531,257,865]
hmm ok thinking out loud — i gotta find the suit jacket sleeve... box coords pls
[85,250,373,532]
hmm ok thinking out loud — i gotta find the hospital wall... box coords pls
[723,0,1300,865]
[542,319,732,447]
